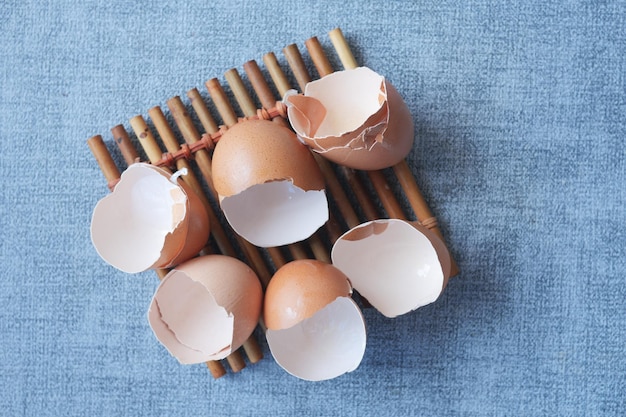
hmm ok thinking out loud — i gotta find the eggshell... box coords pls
[263,259,352,330]
[265,297,366,381]
[331,219,452,318]
[284,66,414,170]
[148,255,263,364]
[212,119,328,247]
[90,163,209,273]
[263,259,366,381]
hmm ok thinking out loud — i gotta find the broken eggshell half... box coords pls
[148,255,263,364]
[90,163,210,274]
[284,66,414,170]
[212,119,328,247]
[264,259,367,381]
[331,219,452,318]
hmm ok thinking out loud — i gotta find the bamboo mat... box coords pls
[87,27,457,379]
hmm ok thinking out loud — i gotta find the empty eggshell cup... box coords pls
[211,119,329,248]
[263,259,367,381]
[331,218,452,318]
[284,66,414,170]
[90,163,210,274]
[148,255,263,364]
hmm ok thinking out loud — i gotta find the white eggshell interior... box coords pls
[91,164,186,273]
[148,271,234,364]
[220,180,328,247]
[331,219,444,318]
[304,67,384,137]
[266,297,366,381]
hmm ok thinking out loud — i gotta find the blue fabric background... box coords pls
[1,1,624,415]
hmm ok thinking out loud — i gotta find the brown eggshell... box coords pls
[211,119,329,247]
[285,66,414,170]
[148,255,263,364]
[162,176,210,269]
[90,163,210,273]
[212,119,324,197]
[331,219,452,318]
[263,259,352,331]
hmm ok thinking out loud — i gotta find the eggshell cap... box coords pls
[266,297,366,381]
[263,259,352,331]
[285,67,414,170]
[90,163,209,273]
[212,119,324,196]
[148,255,263,364]
[212,119,328,247]
[331,219,452,318]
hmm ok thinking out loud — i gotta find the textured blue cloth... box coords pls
[1,0,625,416]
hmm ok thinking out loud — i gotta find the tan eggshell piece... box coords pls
[90,163,210,274]
[148,255,263,364]
[212,119,324,197]
[331,219,452,318]
[266,297,367,381]
[263,259,352,331]
[285,66,414,170]
[211,119,329,247]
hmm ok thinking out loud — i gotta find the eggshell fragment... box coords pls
[263,260,366,381]
[263,259,352,330]
[266,297,366,381]
[331,219,452,318]
[90,163,209,274]
[148,255,263,364]
[284,66,414,170]
[212,119,329,247]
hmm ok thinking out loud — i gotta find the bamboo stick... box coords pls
[263,52,291,97]
[305,36,333,78]
[283,44,311,91]
[328,27,459,276]
[87,135,120,188]
[110,125,139,165]
[224,68,257,117]
[329,28,359,70]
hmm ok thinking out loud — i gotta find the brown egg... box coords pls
[211,119,329,247]
[90,163,209,273]
[263,260,366,381]
[331,219,452,318]
[285,66,415,170]
[148,255,263,364]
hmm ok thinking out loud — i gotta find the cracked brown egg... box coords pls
[90,163,210,273]
[331,219,452,318]
[148,255,263,364]
[263,259,367,381]
[211,119,328,247]
[284,66,414,170]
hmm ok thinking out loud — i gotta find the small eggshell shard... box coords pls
[90,163,210,274]
[284,66,414,170]
[331,219,452,318]
[148,255,263,364]
[212,119,328,247]
[263,260,366,381]
[266,297,366,381]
